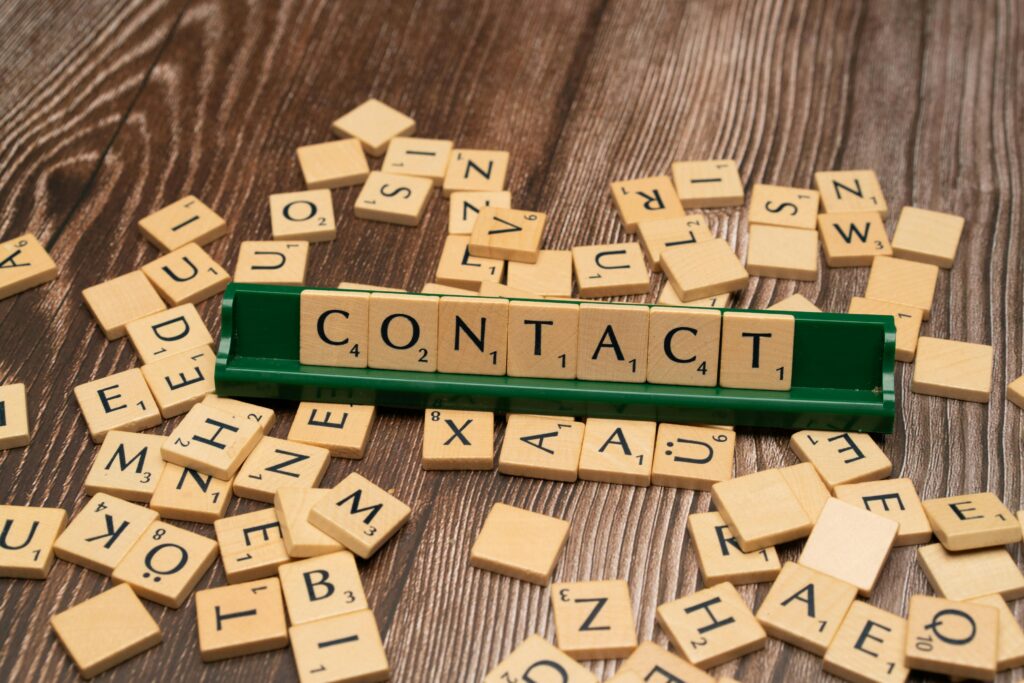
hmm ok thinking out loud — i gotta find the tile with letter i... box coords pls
[767,293,820,312]
[82,270,168,340]
[0,505,67,579]
[0,383,30,449]
[84,432,166,503]
[469,207,546,263]
[662,238,749,302]
[864,255,938,320]
[448,190,511,234]
[745,224,819,281]
[817,211,892,266]
[968,593,1024,671]
[637,215,712,272]
[497,414,583,482]
[278,550,368,625]
[141,345,216,418]
[711,469,812,552]
[53,493,157,575]
[615,641,715,683]
[921,491,1021,551]
[577,418,656,486]
[789,430,891,491]
[138,195,227,252]
[422,408,494,470]
[162,403,261,479]
[576,303,649,383]
[748,184,820,229]
[671,159,744,208]
[609,175,685,233]
[891,206,965,268]
[912,337,993,402]
[125,303,212,364]
[814,169,888,216]
[483,634,597,683]
[469,502,570,585]
[571,242,650,297]
[354,171,433,226]
[149,462,232,523]
[296,138,369,189]
[274,487,343,558]
[686,511,781,586]
[213,508,290,583]
[381,136,453,184]
[0,233,57,300]
[437,296,509,375]
[656,582,766,668]
[140,242,230,306]
[506,301,579,379]
[647,306,721,387]
[287,401,376,458]
[442,149,510,196]
[833,478,932,546]
[309,472,411,559]
[506,249,573,296]
[367,293,439,372]
[330,98,415,156]
[234,240,308,285]
[848,297,923,362]
[822,601,909,683]
[300,289,371,368]
[652,424,734,490]
[233,436,330,503]
[269,189,336,242]
[111,519,218,608]
[904,594,997,681]
[550,579,638,660]
[718,311,794,390]
[195,577,289,661]
[435,235,504,291]
[916,543,1024,601]
[290,610,390,683]
[202,395,275,434]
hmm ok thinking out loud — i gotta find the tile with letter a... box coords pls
[647,306,721,387]
[422,408,494,470]
[54,492,158,575]
[671,159,744,208]
[748,184,820,230]
[609,175,685,233]
[112,519,218,608]
[274,487,343,558]
[921,491,1021,551]
[969,593,1024,671]
[904,594,997,681]
[442,149,510,196]
[195,577,288,662]
[269,189,336,242]
[687,511,780,586]
[234,240,308,285]
[367,293,439,371]
[202,395,275,434]
[141,242,230,306]
[637,214,712,272]
[711,469,812,552]
[745,224,819,281]
[578,418,656,486]
[138,195,227,252]
[149,463,232,523]
[790,430,891,491]
[891,206,965,268]
[82,270,168,340]
[616,641,715,683]
[0,233,57,300]
[833,478,932,546]
[330,97,415,156]
[653,424,734,490]
[0,383,30,449]
[657,582,766,668]
[470,502,570,585]
[50,583,162,680]
[551,579,637,660]
[817,211,892,266]
[449,190,512,235]
[823,601,909,683]
[497,414,583,482]
[506,301,579,379]
[0,504,67,579]
[296,138,369,189]
[435,234,504,291]
[755,561,858,655]
[290,610,390,683]
[126,303,212,364]
[437,296,509,375]
[576,303,649,383]
[864,255,938,320]
[353,171,433,226]
[287,402,376,458]
[300,289,371,368]
[571,242,650,297]
[662,238,749,302]
[484,634,597,683]
[141,345,216,418]
[233,436,330,503]
[848,297,923,362]
[84,431,166,503]
[814,170,888,217]
[917,542,1024,601]
[469,207,545,263]
[718,311,794,390]
[767,292,820,312]
[162,403,262,479]
[214,508,290,583]
[278,550,368,625]
[308,472,411,559]
[911,337,993,402]
[506,249,573,296]
[381,136,453,185]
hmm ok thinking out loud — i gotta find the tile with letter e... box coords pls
[833,478,932,546]
[278,550,368,625]
[381,136,453,185]
[469,207,545,263]
[576,303,649,382]
[891,206,965,268]
[814,170,888,216]
[296,138,369,189]
[904,594,997,681]
[767,293,820,312]
[470,502,570,585]
[269,189,336,242]
[54,493,157,575]
[507,301,578,379]
[0,233,58,299]
[817,211,892,266]
[748,184,820,230]
[657,581,766,668]
[84,432,166,503]
[637,215,712,272]
[126,303,212,364]
[969,593,1024,671]
[275,487,343,559]
[141,346,216,418]
[917,542,1024,601]
[506,249,573,296]
[0,383,30,449]
[662,238,748,302]
[448,190,511,234]
[112,519,218,608]
[921,491,1020,551]
[647,306,721,387]
[162,403,261,479]
[82,270,167,340]
[0,504,66,579]
[616,640,714,683]
[299,289,370,368]
[912,337,993,402]
[367,293,439,371]
[790,430,891,491]
[141,242,230,306]
[610,175,684,233]
[195,577,288,661]
[435,234,504,291]
[551,579,637,660]
[498,414,583,482]
[671,159,744,208]
[578,418,656,486]
[149,463,232,523]
[484,634,597,683]
[687,511,780,586]
[422,408,494,470]
[288,401,376,458]
[330,97,415,156]
[718,311,794,390]
[202,394,275,434]
[291,610,390,683]
[571,242,650,297]
[822,601,909,683]
[864,255,938,320]
[848,297,922,362]
[309,472,411,559]
[711,468,812,551]
[214,508,290,583]
[138,195,227,252]
[354,171,433,226]
[233,436,329,503]
[437,296,508,375]
[653,424,734,490]
[234,240,308,285]
[443,149,509,196]
[745,224,819,281]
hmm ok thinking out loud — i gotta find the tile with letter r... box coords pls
[609,175,684,233]
[687,511,780,586]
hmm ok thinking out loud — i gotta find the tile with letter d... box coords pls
[308,472,411,559]
[287,402,376,458]
[0,504,67,579]
[686,511,780,586]
[138,195,227,252]
[609,175,684,233]
[718,311,794,390]
[551,579,637,659]
[195,577,289,661]
[126,303,212,364]
[111,519,218,608]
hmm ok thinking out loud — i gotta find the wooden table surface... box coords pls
[1,0,1021,681]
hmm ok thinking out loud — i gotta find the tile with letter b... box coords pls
[891,206,965,268]
[790,430,891,491]
[576,303,648,383]
[616,641,714,683]
[354,171,433,226]
[969,593,1024,671]
[141,242,230,306]
[84,432,166,503]
[330,97,415,156]
[822,601,909,683]
[470,502,570,585]
[54,492,158,575]
[469,207,545,263]
[671,159,744,208]
[577,418,656,486]
[921,491,1020,551]
[269,189,336,242]
[904,594,997,680]
[767,293,820,312]
[506,301,579,379]
[848,297,923,362]
[506,249,573,296]
[711,469,812,552]
[234,240,308,285]
[686,511,780,586]
[647,306,721,387]
[290,610,390,683]
[367,293,439,371]
[657,582,766,668]
[309,472,411,559]
[0,504,67,579]
[610,175,684,233]
[911,337,993,402]
[442,149,510,196]
[149,463,232,523]
[653,424,734,490]
[275,487,343,559]
[0,383,30,449]
[214,508,290,583]
[74,369,163,443]
[162,403,261,479]
[381,136,453,185]
[202,395,275,434]
[637,215,712,272]
[422,408,494,470]
[138,195,227,252]
[435,235,504,291]
[817,211,892,266]
[745,224,819,281]
[278,550,368,625]
[833,478,932,546]
[195,577,289,661]
[287,401,376,458]
[126,303,212,364]
[141,346,216,418]
[82,270,168,340]
[296,138,369,189]
[112,519,218,608]
[718,311,794,390]
[484,634,597,683]
[551,579,637,660]
[662,238,748,302]
[917,543,1024,601]
[814,170,888,216]
[448,190,512,235]
[864,256,938,320]
[437,296,508,375]
[233,436,330,503]
[0,233,57,300]
[748,184,820,230]
[498,414,583,482]
[571,242,650,297]
[300,289,370,368]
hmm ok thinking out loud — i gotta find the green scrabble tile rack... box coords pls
[215,283,897,433]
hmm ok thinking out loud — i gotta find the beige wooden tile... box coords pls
[354,171,433,226]
[50,583,161,679]
[309,473,411,559]
[617,640,715,683]
[149,463,232,523]
[817,211,892,266]
[822,601,909,683]
[637,215,713,272]
[269,189,336,242]
[864,256,938,320]
[904,594,997,680]
[435,234,504,291]
[891,206,964,268]
[437,296,508,374]
[922,492,1020,551]
[498,415,585,482]
[470,502,570,585]
[278,550,368,625]
[478,281,535,298]
[647,306,721,387]
[755,561,858,655]
[112,519,217,608]
[551,579,637,659]
[815,170,888,216]
[469,207,545,263]
[671,160,744,208]
[214,508,290,583]
[657,581,766,668]
[422,408,494,470]
[141,242,230,306]
[506,249,573,296]
[779,462,831,522]
[577,303,649,382]
[336,281,406,292]
[572,242,650,297]
[718,311,794,390]
[790,430,891,491]
[300,289,371,368]
[604,670,644,683]
[610,175,685,233]
[0,233,58,300]
[126,303,212,364]
[507,301,579,379]
[53,493,157,575]
[653,424,734,490]
[331,98,415,156]
[663,238,748,302]
[657,284,732,308]
[367,293,439,371]
[233,436,330,503]
[577,418,656,486]
[848,296,923,362]
[448,190,512,234]
[275,487,343,558]
[767,293,820,312]
[917,542,1024,601]
[1007,374,1024,409]
[234,240,308,285]
[162,403,261,479]
[442,149,510,196]
[969,593,1024,671]
[82,271,168,340]
[195,576,288,661]
[0,383,30,449]
[290,609,390,683]
[288,402,376,458]
[421,282,474,295]
[748,184,820,230]
[833,478,932,546]
[138,195,227,252]
[687,511,780,586]
[381,136,453,185]
[912,336,993,402]
[296,138,369,189]
[141,346,216,418]
[0,504,66,579]
[711,469,812,552]
[202,395,275,434]
[84,431,166,503]
[745,224,819,281]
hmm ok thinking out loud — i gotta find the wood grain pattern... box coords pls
[0,0,1021,681]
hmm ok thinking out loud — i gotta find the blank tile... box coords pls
[755,561,857,655]
[435,235,504,291]
[790,430,891,491]
[686,511,780,586]
[354,171,433,226]
[195,577,288,661]
[748,184,820,230]
[833,478,932,546]
[711,469,812,552]
[141,346,216,418]
[646,306,721,387]
[576,303,648,383]
[577,418,656,486]
[422,408,494,470]
[232,436,330,503]
[671,159,744,208]
[111,519,218,608]
[817,211,892,266]
[82,271,168,340]
[891,206,964,268]
[718,311,794,390]
[161,402,262,479]
[469,207,545,263]
[969,593,1024,671]
[652,424,734,490]
[296,138,369,189]
[912,336,993,402]
[470,503,570,585]
[864,256,938,320]
[287,402,376,458]
[657,582,765,668]
[234,241,308,285]
[274,487,343,559]
[381,136,453,184]
[571,243,650,297]
[921,492,1020,551]
[299,289,370,368]
[506,301,579,379]
[308,472,411,559]
[0,233,58,300]
[367,293,439,371]
[278,550,368,625]
[552,579,637,659]
[814,170,888,216]
[0,383,30,449]
[269,189,336,242]
[636,215,713,272]
[290,610,390,683]
[138,195,226,252]
[140,242,230,306]
[498,414,583,482]
[126,303,212,364]
[506,249,573,297]
[848,296,923,362]
[917,543,1024,601]
[74,368,162,443]
[437,296,508,375]
[609,175,685,233]
[745,224,819,281]
[0,504,67,579]
[823,601,909,683]
[767,293,820,312]
[149,463,232,523]
[904,594,997,680]
[213,508,290,583]
[442,149,509,196]
[330,98,415,156]
[662,238,748,302]
[84,432,166,503]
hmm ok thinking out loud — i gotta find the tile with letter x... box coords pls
[278,550,368,625]
[748,184,820,230]
[823,601,909,683]
[0,383,30,449]
[233,436,330,503]
[470,502,570,585]
[54,493,157,575]
[498,414,583,482]
[790,430,891,491]
[904,594,997,680]
[653,424,734,490]
[274,487,343,558]
[84,432,166,503]
[288,401,376,458]
[921,491,1020,551]
[141,242,230,306]
[0,504,67,579]
[290,609,390,683]
[483,634,597,683]
[833,478,932,546]
[671,159,744,208]
[0,233,58,300]
[577,418,656,486]
[917,542,1024,601]
[112,519,218,608]
[912,336,993,402]
[269,189,336,242]
[814,170,888,216]
[296,138,369,189]
[214,507,290,583]
[506,301,579,380]
[687,511,780,586]
[662,238,749,302]
[551,579,637,660]
[82,270,168,340]
[422,408,494,470]
[138,195,227,252]
[125,302,212,364]
[141,345,217,418]
[657,581,766,668]
[354,171,433,226]
[195,577,289,661]
[162,403,262,479]
[571,242,650,297]
[309,472,411,559]
[234,240,308,285]
[149,462,232,523]
[609,175,685,233]
[712,467,813,552]
[443,149,509,195]
[331,97,415,156]
[817,211,892,266]
[469,207,546,263]
[848,296,923,362]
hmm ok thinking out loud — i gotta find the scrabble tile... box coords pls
[50,584,162,679]
[381,136,453,184]
[711,469,812,552]
[149,463,232,523]
[647,306,721,387]
[296,138,369,189]
[506,249,573,296]
[84,432,166,503]
[138,195,227,252]
[767,293,820,312]
[917,542,1024,600]
[484,634,596,683]
[657,284,731,308]
[449,191,512,235]
[337,281,406,292]
[233,436,330,503]
[442,149,510,196]
[435,234,504,291]
[755,561,858,655]
[162,403,261,479]
[779,462,831,522]
[422,408,494,470]
[290,609,390,683]
[833,478,932,546]
[864,256,938,320]
[506,301,579,379]
[470,502,570,585]
[822,601,909,683]
[790,430,891,491]
[748,184,820,230]
[1007,374,1024,408]
[817,211,892,266]
[718,311,794,390]
[354,171,433,226]
[214,508,290,583]
[912,337,993,402]
[309,472,411,559]
[652,424,734,490]
[234,240,308,285]
[497,416,583,482]
[571,242,650,297]
[891,206,965,268]
[421,282,475,295]
[921,492,1020,551]
[54,493,158,575]
[662,239,748,302]
[141,346,216,418]
[269,189,336,242]
[686,511,780,586]
[437,296,508,375]
[201,395,275,434]
[815,170,888,216]
[657,582,766,668]
[0,505,67,578]
[551,579,637,659]
[969,593,1024,670]
[616,641,715,683]
[671,160,744,208]
[610,175,685,233]
[0,233,57,299]
[578,418,656,486]
[112,519,217,608]
[637,215,713,272]
[195,577,288,661]
[275,487,344,558]
[848,297,923,362]
[126,303,212,364]
[299,289,370,368]
[140,242,230,306]
[278,550,368,625]
[367,293,439,371]
[745,224,819,281]
[478,281,535,298]
[82,271,168,340]
[605,671,644,683]
[287,402,376,458]
[0,383,30,449]
[577,303,648,382]
[331,98,415,156]
[469,207,546,263]
[904,594,997,680]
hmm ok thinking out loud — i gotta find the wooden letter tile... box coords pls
[149,463,232,523]
[422,408,494,470]
[470,503,570,585]
[748,184,820,230]
[506,249,573,296]
[653,424,734,490]
[917,543,1024,601]
[0,233,58,299]
[331,98,415,156]
[551,579,637,659]
[300,289,370,368]
[911,336,993,402]
[790,430,891,491]
[54,493,158,575]
[141,346,216,418]
[126,303,212,364]
[309,473,411,559]
[138,195,227,252]
[833,478,932,546]
[817,211,892,266]
[82,270,168,340]
[969,593,1024,671]
[287,402,376,458]
[233,436,330,503]
[616,641,715,683]
[0,383,30,449]
[213,508,290,583]
[354,171,433,226]
[421,282,474,295]
[278,550,368,625]
[437,296,509,375]
[576,303,649,382]
[202,395,275,434]
[711,469,812,551]
[686,511,780,586]
[0,504,67,578]
[647,306,721,387]
[381,136,453,184]
[111,519,218,608]
[571,242,650,297]
[745,224,819,280]
[290,610,390,683]
[498,415,583,482]
[779,462,831,522]
[637,215,712,272]
[578,418,656,486]
[269,189,336,242]
[140,242,230,306]
[469,207,545,263]
[234,240,308,285]
[822,601,909,683]
[1011,374,1024,408]
[367,293,439,371]
[718,311,794,390]
[610,175,685,233]
[767,293,820,312]
[657,582,766,668]
[891,206,964,268]
[662,238,748,302]
[449,190,512,234]
[442,149,510,196]
[657,285,731,309]
[671,160,744,208]
[507,301,579,379]
[435,235,504,291]
[296,138,369,189]
[84,432,166,503]
[275,487,343,558]
[814,170,888,216]
[162,403,261,479]
[195,577,288,661]
[904,594,997,680]
[848,297,923,362]
[921,491,1020,551]
[864,256,938,320]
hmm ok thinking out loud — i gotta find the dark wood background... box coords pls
[1,0,1021,680]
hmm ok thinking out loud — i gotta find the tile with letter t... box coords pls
[817,211,892,266]
[140,242,230,306]
[506,301,578,379]
[686,511,780,586]
[921,491,1020,551]
[437,296,509,375]
[82,270,168,340]
[278,550,368,625]
[497,414,583,482]
[748,184,820,230]
[275,487,344,559]
[381,136,453,185]
[551,579,637,660]
[891,206,965,268]
[671,159,744,208]
[864,256,938,320]
[435,235,504,291]
[637,215,712,272]
[823,601,909,683]
[718,311,794,391]
[814,170,888,217]
[331,97,415,156]
[745,224,819,281]
[711,468,812,551]
[287,401,376,458]
[300,289,370,368]
[577,418,656,486]
[0,504,67,579]
[138,195,227,252]
[149,463,233,524]
[125,303,212,364]
[615,640,714,683]
[469,207,545,263]
[290,609,390,683]
[0,233,58,300]
[911,336,993,402]
[484,634,596,683]
[448,190,511,235]
[162,402,262,479]
[269,189,336,242]
[904,594,997,681]
[609,175,684,233]
[657,581,766,668]
[422,408,494,470]
[296,138,369,189]
[916,542,1024,601]
[790,430,891,491]
[111,519,218,608]
[202,394,275,434]
[367,293,439,372]
[443,149,510,196]
[233,436,330,503]
[53,492,158,575]
[141,345,217,418]
[652,424,734,490]
[576,303,649,383]
[309,472,411,559]
[213,508,290,583]
[84,431,166,503]
[571,242,650,297]
[662,238,749,302]
[833,478,932,546]
[470,502,570,585]
[195,577,289,661]
[969,593,1024,671]
[354,171,433,226]
[0,383,30,449]
[234,240,308,285]
[848,297,923,362]
[506,249,573,297]
[647,306,721,387]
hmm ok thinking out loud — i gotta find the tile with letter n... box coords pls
[646,306,721,387]
[82,270,168,340]
[848,297,923,362]
[637,215,712,272]
[0,383,30,449]
[309,472,411,559]
[550,579,637,660]
[483,634,596,683]
[437,296,509,375]
[278,550,368,625]
[234,240,308,285]
[652,424,734,490]
[911,337,993,402]
[149,462,232,523]
[609,175,685,233]
[506,301,579,380]
[571,242,650,297]
[274,487,343,559]
[577,418,656,486]
[470,502,570,585]
[671,159,744,209]
[195,577,289,661]
[125,303,212,364]
[84,432,166,503]
[917,542,1024,601]
[442,149,510,196]
[287,401,376,458]
[0,233,58,300]
[817,211,892,267]
[686,511,780,586]
[296,138,369,189]
[141,345,216,418]
[214,508,290,583]
[448,190,511,235]
[290,609,390,683]
[865,255,938,320]
[718,311,794,391]
[833,478,932,546]
[469,207,545,263]
[748,184,820,230]
[711,469,813,552]
[904,594,997,681]
[662,238,749,302]
[367,293,439,372]
[330,97,415,156]
[381,136,453,185]
[202,395,275,434]
[354,171,433,226]
[657,581,766,668]
[435,235,504,291]
[162,403,262,479]
[138,195,227,252]
[300,289,370,369]
[576,303,649,383]
[269,189,336,242]
[233,436,330,503]
[921,491,1020,551]
[0,504,67,579]
[422,408,494,471]
[814,170,888,217]
[969,593,1024,671]
[745,224,819,281]
[891,206,965,268]
[789,430,891,491]
[615,641,714,683]
[506,249,573,297]
[54,493,157,575]
[140,242,230,306]
[497,414,583,482]
[822,601,909,683]
[112,519,218,608]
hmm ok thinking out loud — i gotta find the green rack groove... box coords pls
[215,283,897,433]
